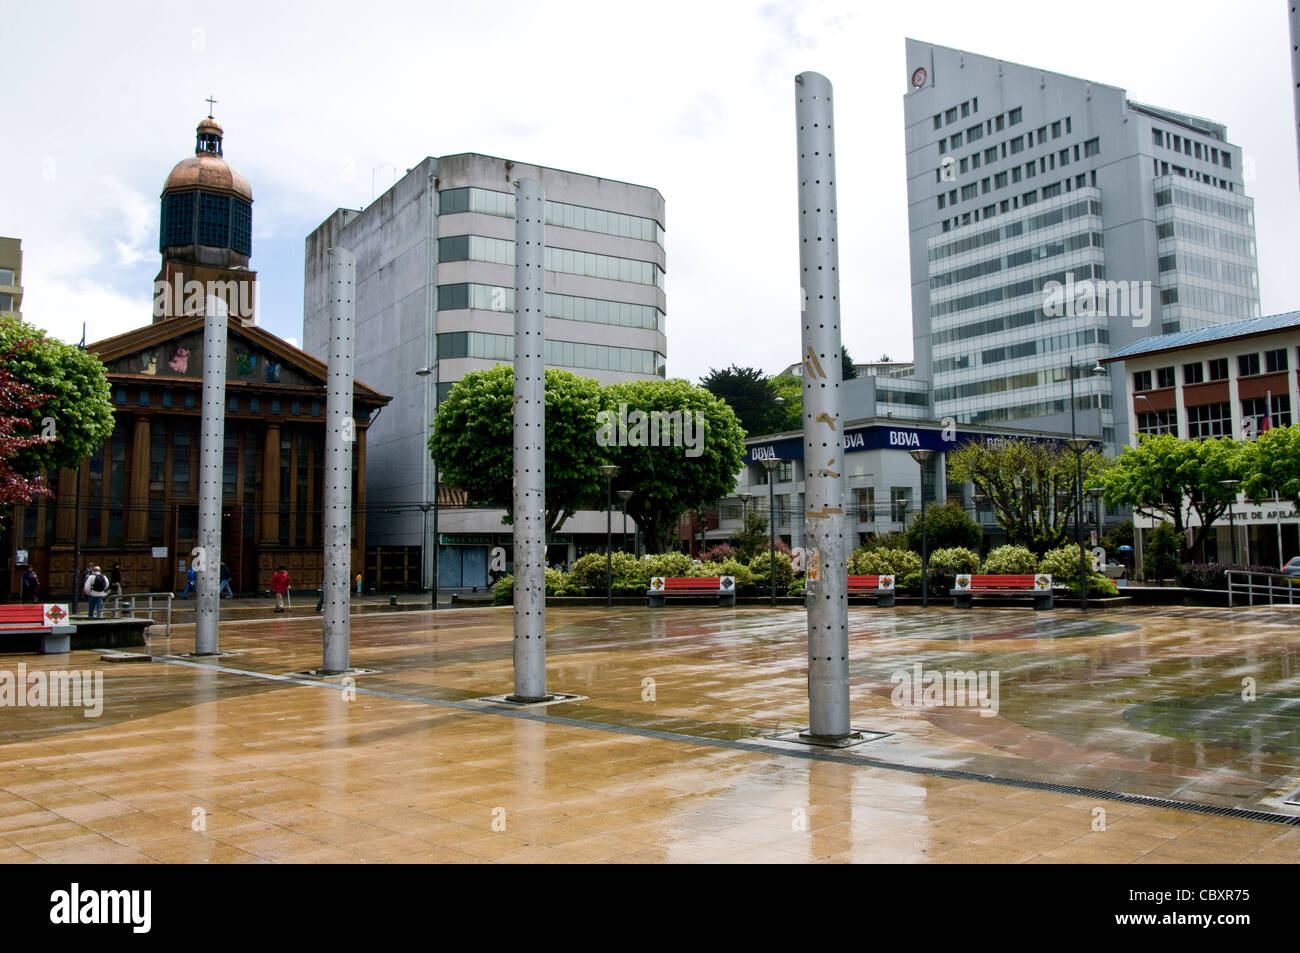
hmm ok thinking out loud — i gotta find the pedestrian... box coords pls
[110,563,123,596]
[219,561,234,599]
[83,565,111,619]
[179,565,197,599]
[270,565,290,613]
[20,567,38,603]
[315,585,325,613]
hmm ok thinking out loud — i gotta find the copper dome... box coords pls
[161,118,253,203]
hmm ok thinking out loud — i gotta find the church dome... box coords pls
[159,113,253,259]
[161,117,253,203]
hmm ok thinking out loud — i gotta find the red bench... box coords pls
[952,574,1053,610]
[847,574,895,607]
[0,604,75,653]
[648,576,736,607]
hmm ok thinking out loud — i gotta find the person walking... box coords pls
[110,563,123,596]
[219,561,234,599]
[20,567,38,603]
[179,565,197,599]
[270,565,290,613]
[83,565,111,619]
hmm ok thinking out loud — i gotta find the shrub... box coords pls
[1143,523,1182,581]
[640,551,697,580]
[788,575,806,597]
[926,547,981,574]
[570,551,646,590]
[850,547,921,577]
[1039,544,1115,596]
[748,551,794,594]
[898,571,922,593]
[493,574,513,605]
[1179,563,1281,590]
[702,543,735,562]
[982,545,1039,575]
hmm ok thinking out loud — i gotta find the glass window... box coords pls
[1183,362,1204,385]
[1207,358,1228,381]
[0,268,13,285]
[1156,366,1176,389]
[1133,370,1152,393]
[1238,353,1260,377]
[1008,107,1022,125]
[1265,348,1288,373]
[1187,402,1230,439]
[1136,409,1177,435]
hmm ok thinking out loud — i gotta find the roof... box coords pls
[1101,310,1300,364]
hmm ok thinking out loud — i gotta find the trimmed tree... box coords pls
[904,501,981,553]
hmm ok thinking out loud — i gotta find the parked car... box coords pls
[1284,557,1300,579]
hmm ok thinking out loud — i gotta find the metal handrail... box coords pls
[105,591,174,639]
[1225,571,1298,608]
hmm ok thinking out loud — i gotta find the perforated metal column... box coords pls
[194,295,228,656]
[795,72,851,740]
[1291,4,1300,194]
[322,248,355,674]
[509,178,549,702]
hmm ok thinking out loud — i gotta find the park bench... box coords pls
[952,574,1053,610]
[847,574,896,607]
[648,576,736,607]
[0,604,75,654]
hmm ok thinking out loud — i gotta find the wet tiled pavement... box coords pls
[1,605,1298,863]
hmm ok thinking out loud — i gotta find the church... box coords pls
[9,112,389,599]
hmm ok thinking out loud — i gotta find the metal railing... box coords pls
[1226,571,1298,607]
[105,592,174,639]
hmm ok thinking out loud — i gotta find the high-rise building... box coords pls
[903,39,1261,450]
[0,236,22,321]
[302,154,666,587]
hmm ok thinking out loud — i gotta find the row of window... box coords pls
[1159,284,1261,320]
[1134,349,1291,394]
[1160,185,1252,226]
[112,386,323,417]
[438,187,664,245]
[1137,396,1292,437]
[159,191,254,256]
[931,264,1104,319]
[437,234,664,287]
[938,145,1098,206]
[933,327,1109,375]
[930,231,1101,290]
[436,283,664,332]
[932,97,981,129]
[1155,218,1256,260]
[939,174,1097,232]
[436,331,664,375]
[929,198,1100,262]
[1152,160,1236,192]
[1150,127,1231,167]
[949,397,1112,431]
[935,105,1029,148]
[935,366,1113,403]
[1158,251,1258,289]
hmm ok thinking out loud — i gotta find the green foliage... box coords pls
[898,571,922,593]
[601,378,747,553]
[841,345,857,380]
[1100,519,1133,553]
[430,366,605,536]
[639,551,697,580]
[699,558,754,592]
[748,551,794,593]
[1,316,115,476]
[947,438,1108,554]
[1038,544,1116,596]
[981,545,1039,575]
[493,574,514,605]
[926,547,981,574]
[770,374,803,431]
[863,530,909,551]
[1240,425,1300,503]
[569,551,644,590]
[850,547,921,577]
[905,502,981,553]
[1100,433,1241,559]
[698,365,786,436]
[788,575,806,597]
[1142,522,1183,581]
[730,510,770,562]
[544,567,582,596]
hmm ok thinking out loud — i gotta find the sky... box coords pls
[3,0,1298,386]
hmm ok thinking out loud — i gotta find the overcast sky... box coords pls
[4,0,1297,385]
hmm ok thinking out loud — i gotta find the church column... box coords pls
[127,416,151,542]
[262,423,281,542]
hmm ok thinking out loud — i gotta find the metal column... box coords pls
[796,72,852,742]
[1291,3,1300,195]
[194,294,228,656]
[508,178,550,702]
[322,248,355,674]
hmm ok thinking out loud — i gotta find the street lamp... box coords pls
[1066,436,1093,609]
[600,465,619,608]
[416,365,439,608]
[1219,479,1240,564]
[908,448,934,607]
[760,458,780,606]
[617,490,632,553]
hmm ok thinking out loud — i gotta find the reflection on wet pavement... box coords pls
[0,605,1297,863]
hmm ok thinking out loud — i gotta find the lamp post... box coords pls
[600,465,619,607]
[416,365,439,608]
[1220,479,1240,564]
[760,458,779,606]
[1066,437,1093,609]
[908,449,934,607]
[617,490,632,553]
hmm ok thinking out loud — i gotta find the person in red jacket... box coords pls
[270,566,290,613]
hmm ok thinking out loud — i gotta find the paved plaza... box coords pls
[1,604,1298,863]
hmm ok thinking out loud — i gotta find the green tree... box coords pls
[904,501,981,553]
[601,378,747,553]
[1240,425,1300,503]
[730,510,769,562]
[699,365,785,436]
[1099,433,1241,560]
[770,373,803,431]
[1142,522,1182,580]
[429,365,605,536]
[947,438,1108,555]
[841,345,857,380]
[0,317,114,480]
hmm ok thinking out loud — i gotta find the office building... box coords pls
[0,237,22,320]
[302,154,666,587]
[903,39,1261,451]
